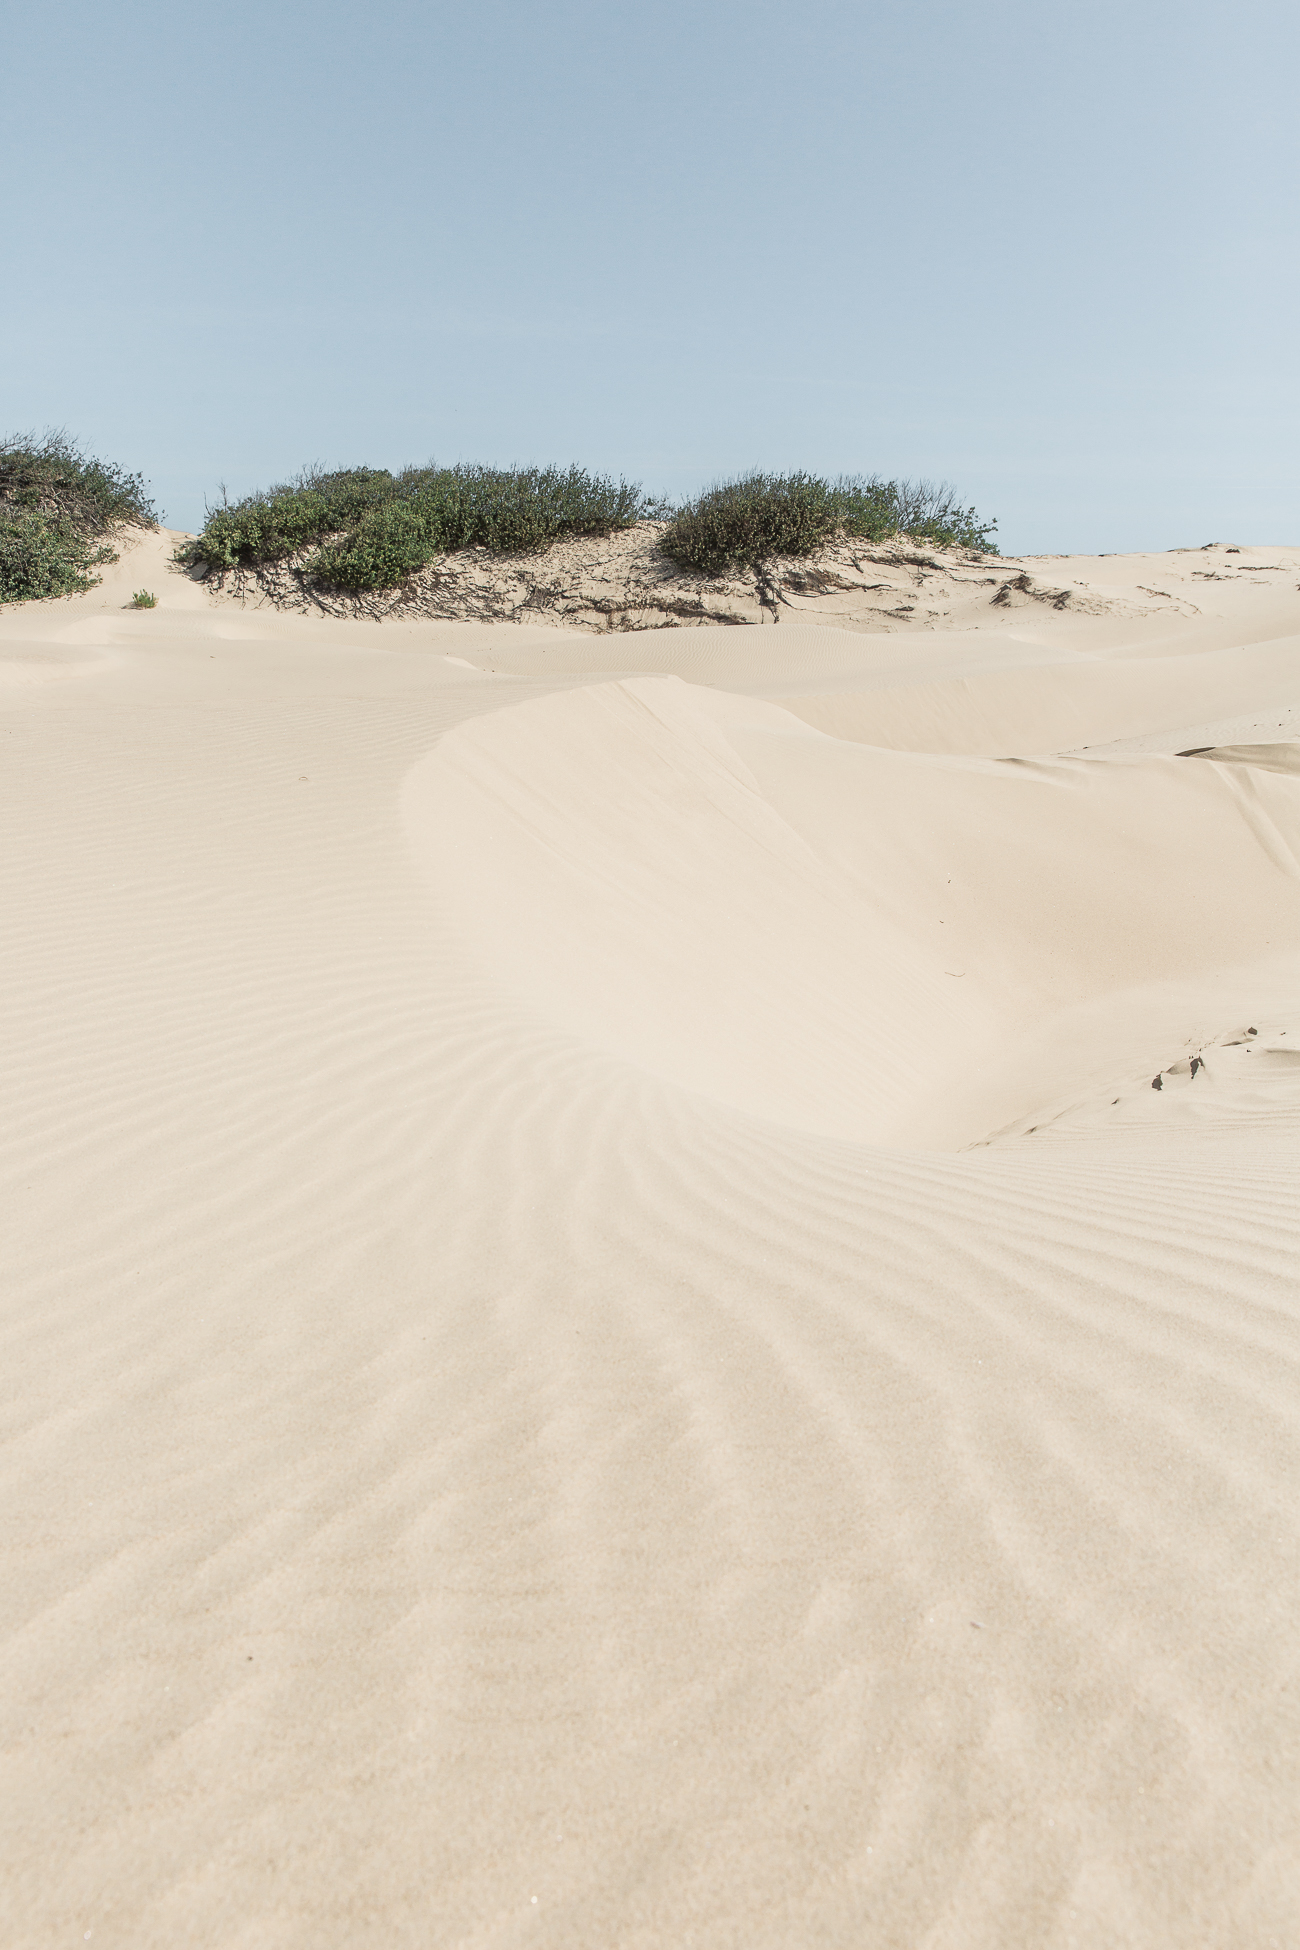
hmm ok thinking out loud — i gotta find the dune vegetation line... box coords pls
[0,432,999,604]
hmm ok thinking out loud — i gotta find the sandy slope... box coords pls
[3,528,1300,1947]
[193,518,1300,639]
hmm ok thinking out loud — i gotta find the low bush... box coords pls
[658,472,997,575]
[412,464,653,556]
[132,589,158,607]
[179,467,397,574]
[307,496,443,593]
[178,457,998,594]
[0,507,115,601]
[0,431,157,603]
[181,462,659,590]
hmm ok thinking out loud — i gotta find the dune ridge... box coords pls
[178,513,1300,638]
[3,526,1299,1946]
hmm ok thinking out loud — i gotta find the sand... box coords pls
[184,518,1300,638]
[3,525,1299,1946]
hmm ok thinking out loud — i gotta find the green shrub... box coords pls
[0,507,115,601]
[407,464,651,555]
[0,430,157,603]
[178,456,998,594]
[307,496,443,592]
[308,464,657,590]
[132,589,158,607]
[868,478,998,553]
[181,461,658,590]
[658,471,998,575]
[179,466,398,573]
[658,472,840,575]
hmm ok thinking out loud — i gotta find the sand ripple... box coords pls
[3,535,1299,1945]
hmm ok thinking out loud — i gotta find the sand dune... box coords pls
[3,527,1300,1946]
[199,513,1300,642]
[407,675,1300,1150]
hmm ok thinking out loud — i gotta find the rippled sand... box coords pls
[4,530,1299,1946]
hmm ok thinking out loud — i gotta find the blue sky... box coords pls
[5,0,1297,553]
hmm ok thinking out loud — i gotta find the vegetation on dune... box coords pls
[309,466,659,592]
[0,431,157,602]
[178,458,998,596]
[178,466,397,574]
[0,436,998,608]
[657,472,998,576]
[178,463,662,591]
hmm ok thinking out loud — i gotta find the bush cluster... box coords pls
[179,458,999,594]
[2,435,999,604]
[658,472,998,575]
[178,467,397,574]
[180,463,659,591]
[0,431,157,602]
[0,509,115,602]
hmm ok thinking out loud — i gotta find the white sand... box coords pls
[4,527,1300,1946]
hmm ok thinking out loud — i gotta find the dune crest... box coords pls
[408,673,1300,1148]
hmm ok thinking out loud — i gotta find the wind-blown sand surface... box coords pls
[4,528,1300,1946]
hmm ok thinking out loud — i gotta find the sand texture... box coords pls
[4,527,1300,1946]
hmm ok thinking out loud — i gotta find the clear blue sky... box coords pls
[5,0,1297,554]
